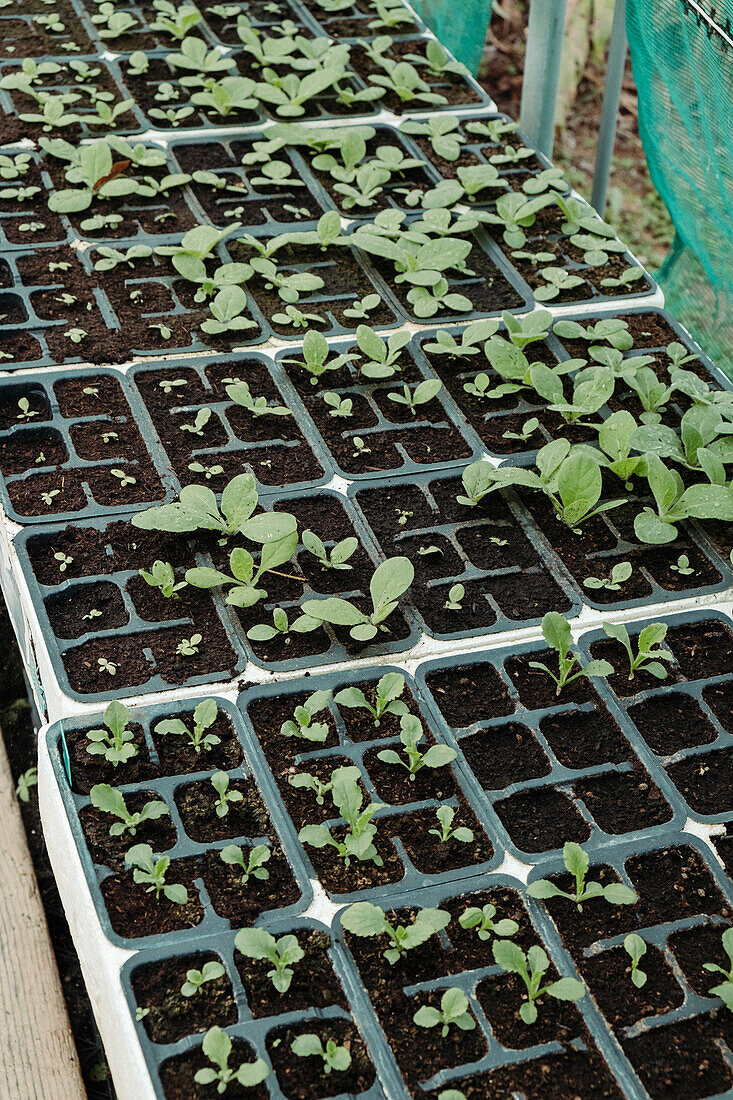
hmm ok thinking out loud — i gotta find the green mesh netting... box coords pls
[626,0,733,377]
[409,0,490,73]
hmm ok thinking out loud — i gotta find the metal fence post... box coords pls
[591,0,628,214]
[519,0,568,159]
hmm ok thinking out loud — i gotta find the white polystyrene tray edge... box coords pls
[37,732,156,1100]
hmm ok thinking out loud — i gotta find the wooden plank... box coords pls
[0,731,86,1100]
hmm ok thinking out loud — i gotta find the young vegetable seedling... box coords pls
[530,612,614,696]
[86,700,137,767]
[154,698,221,754]
[279,690,332,742]
[334,671,408,727]
[220,843,271,884]
[583,561,632,592]
[302,556,414,642]
[139,560,187,598]
[194,1026,269,1091]
[125,843,188,904]
[623,933,647,989]
[291,1033,351,1075]
[341,901,451,964]
[528,842,637,911]
[602,621,673,681]
[444,583,464,611]
[234,927,304,993]
[459,903,519,942]
[298,767,383,868]
[413,988,475,1037]
[429,804,474,844]
[703,927,733,1010]
[492,940,585,1024]
[376,713,457,780]
[211,771,244,817]
[180,960,225,997]
[90,784,169,837]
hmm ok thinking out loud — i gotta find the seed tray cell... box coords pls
[169,134,327,234]
[351,469,580,642]
[526,832,733,1100]
[0,368,177,525]
[120,918,388,1100]
[129,352,333,495]
[45,696,313,952]
[276,337,483,481]
[299,0,424,42]
[13,487,421,701]
[0,0,95,63]
[238,667,503,903]
[579,611,733,827]
[336,873,630,1099]
[416,636,678,863]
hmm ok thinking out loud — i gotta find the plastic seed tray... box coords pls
[237,666,503,903]
[45,696,313,952]
[0,368,177,525]
[10,486,423,705]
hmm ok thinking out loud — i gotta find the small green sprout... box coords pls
[279,689,332,742]
[90,784,168,837]
[194,1026,269,1091]
[458,903,518,942]
[302,530,357,571]
[429,805,474,844]
[211,771,243,818]
[670,554,695,576]
[86,701,136,766]
[334,671,408,727]
[180,408,212,435]
[42,490,60,506]
[528,842,637,912]
[220,843,271,884]
[341,901,451,965]
[83,609,103,621]
[530,612,613,696]
[15,767,38,803]
[703,927,733,1011]
[387,379,443,417]
[444,583,464,611]
[125,843,188,904]
[492,939,585,1024]
[413,987,475,1037]
[111,468,136,488]
[176,633,202,656]
[154,699,220,754]
[376,713,457,780]
[140,560,187,599]
[290,1033,351,1075]
[16,397,39,420]
[54,551,73,571]
[234,927,304,993]
[623,933,647,989]
[180,960,225,997]
[602,621,673,681]
[584,561,632,592]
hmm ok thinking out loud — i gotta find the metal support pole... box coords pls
[519,0,568,159]
[591,0,628,214]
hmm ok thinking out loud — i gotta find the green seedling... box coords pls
[387,379,442,416]
[16,397,39,420]
[334,671,408,727]
[670,554,695,576]
[376,713,457,780]
[181,960,225,997]
[15,767,38,803]
[140,560,187,599]
[413,987,475,1037]
[444,583,465,611]
[298,766,383,868]
[583,561,633,592]
[54,551,73,571]
[703,927,733,1011]
[322,391,352,417]
[623,933,647,989]
[459,903,519,942]
[194,1026,269,1091]
[302,530,357,571]
[528,841,637,911]
[341,901,450,964]
[86,700,137,766]
[154,698,220,754]
[282,329,358,386]
[529,612,613,696]
[90,784,168,837]
[211,771,244,817]
[290,1034,351,1075]
[125,843,188,904]
[226,382,291,417]
[234,927,304,993]
[493,939,585,1024]
[220,843,271,883]
[429,805,474,844]
[280,689,332,742]
[176,633,202,656]
[602,621,673,681]
[302,557,414,642]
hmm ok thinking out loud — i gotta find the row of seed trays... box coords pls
[2,0,733,1097]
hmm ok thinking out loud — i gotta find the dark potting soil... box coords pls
[234,928,346,1019]
[200,842,300,923]
[80,791,178,871]
[101,858,204,939]
[175,776,272,844]
[580,944,683,1029]
[628,691,718,755]
[665,747,733,816]
[132,951,237,1045]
